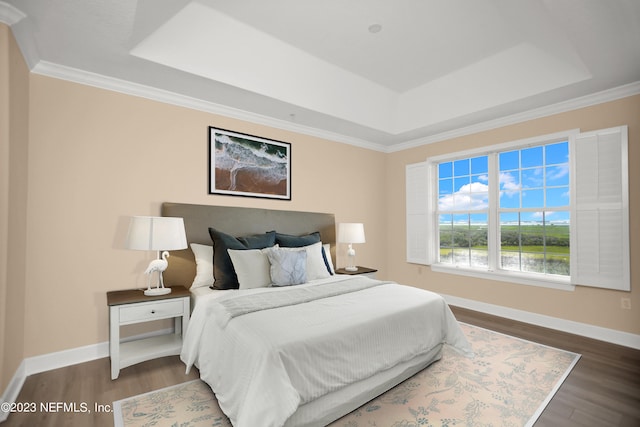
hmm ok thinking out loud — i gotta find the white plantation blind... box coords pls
[406,162,429,264]
[570,126,630,290]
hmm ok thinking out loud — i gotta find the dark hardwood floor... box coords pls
[4,355,199,427]
[4,306,639,426]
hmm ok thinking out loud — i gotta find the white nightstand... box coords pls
[335,266,378,279]
[107,286,190,380]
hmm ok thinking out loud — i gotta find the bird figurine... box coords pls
[143,251,172,296]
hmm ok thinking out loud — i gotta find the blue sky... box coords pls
[438,141,570,224]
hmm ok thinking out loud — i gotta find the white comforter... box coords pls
[181,276,472,427]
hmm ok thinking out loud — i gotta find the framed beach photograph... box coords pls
[208,127,291,200]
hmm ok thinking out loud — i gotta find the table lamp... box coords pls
[338,222,366,272]
[125,216,187,296]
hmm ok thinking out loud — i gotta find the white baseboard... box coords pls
[443,294,640,350]
[0,328,173,422]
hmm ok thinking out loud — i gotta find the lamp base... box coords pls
[345,266,358,272]
[144,287,172,296]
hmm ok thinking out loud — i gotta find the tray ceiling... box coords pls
[3,0,640,151]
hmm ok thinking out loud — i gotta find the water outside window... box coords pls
[438,141,570,276]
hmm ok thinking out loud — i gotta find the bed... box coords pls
[161,202,472,427]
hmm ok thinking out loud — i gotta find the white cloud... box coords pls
[499,172,521,196]
[439,182,489,211]
[531,211,554,219]
[546,164,569,181]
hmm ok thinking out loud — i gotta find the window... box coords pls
[436,140,570,279]
[437,155,490,270]
[497,142,570,276]
[406,126,629,291]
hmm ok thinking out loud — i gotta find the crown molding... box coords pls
[33,59,640,154]
[0,1,25,26]
[9,19,640,155]
[1,3,40,69]
[31,61,389,153]
[389,81,640,153]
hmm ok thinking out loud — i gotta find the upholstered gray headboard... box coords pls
[161,202,336,287]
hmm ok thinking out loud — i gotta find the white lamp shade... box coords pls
[125,216,188,251]
[338,223,366,244]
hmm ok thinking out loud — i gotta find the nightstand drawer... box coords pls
[119,299,184,323]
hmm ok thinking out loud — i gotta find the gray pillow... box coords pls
[267,248,307,286]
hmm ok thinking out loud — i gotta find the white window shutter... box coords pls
[570,126,630,291]
[406,162,429,264]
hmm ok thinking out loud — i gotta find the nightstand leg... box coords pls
[109,306,120,380]
[174,316,182,336]
[181,299,190,337]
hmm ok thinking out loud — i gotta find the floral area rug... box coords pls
[113,323,580,427]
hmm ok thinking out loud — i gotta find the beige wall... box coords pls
[386,95,640,335]
[0,23,9,396]
[1,24,29,394]
[23,74,387,358]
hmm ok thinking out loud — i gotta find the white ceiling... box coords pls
[3,0,640,151]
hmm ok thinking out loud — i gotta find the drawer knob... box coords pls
[151,310,156,314]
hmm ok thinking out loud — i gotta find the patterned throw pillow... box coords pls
[267,249,307,286]
[276,242,331,281]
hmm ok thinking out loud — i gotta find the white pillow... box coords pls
[280,242,331,281]
[190,243,214,289]
[323,243,335,274]
[227,246,274,290]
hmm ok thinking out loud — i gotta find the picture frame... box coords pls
[208,127,291,200]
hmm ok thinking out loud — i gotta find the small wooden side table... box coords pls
[107,286,190,380]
